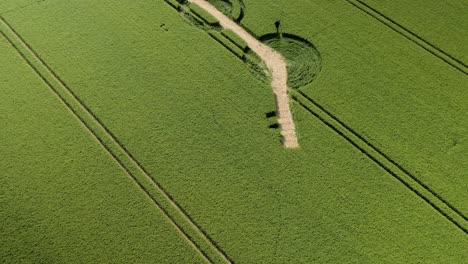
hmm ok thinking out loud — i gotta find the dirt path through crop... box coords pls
[189,0,299,148]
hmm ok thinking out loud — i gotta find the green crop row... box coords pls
[164,0,181,9]
[209,30,244,59]
[221,29,247,50]
[190,3,220,26]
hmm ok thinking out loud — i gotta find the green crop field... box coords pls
[0,32,203,263]
[1,0,467,263]
[359,0,468,65]
[242,0,468,217]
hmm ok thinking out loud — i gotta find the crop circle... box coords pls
[207,0,245,22]
[246,34,322,89]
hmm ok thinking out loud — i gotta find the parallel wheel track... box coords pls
[0,16,232,264]
[345,0,468,75]
[292,91,467,233]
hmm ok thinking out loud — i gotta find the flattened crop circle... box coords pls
[207,0,245,22]
[247,34,322,89]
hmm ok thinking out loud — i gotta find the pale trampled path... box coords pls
[189,0,299,148]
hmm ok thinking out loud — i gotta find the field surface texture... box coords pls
[0,36,204,263]
[360,0,468,65]
[242,0,468,218]
[1,0,467,263]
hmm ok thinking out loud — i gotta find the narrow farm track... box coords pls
[292,91,468,233]
[345,0,468,75]
[0,16,232,264]
[188,0,299,148]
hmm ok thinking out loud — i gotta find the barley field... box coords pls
[1,0,467,263]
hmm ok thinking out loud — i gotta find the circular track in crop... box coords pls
[246,33,322,89]
[207,0,245,22]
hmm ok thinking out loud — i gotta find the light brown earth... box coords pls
[189,0,299,148]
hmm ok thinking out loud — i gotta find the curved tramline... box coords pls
[188,0,299,148]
